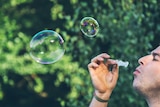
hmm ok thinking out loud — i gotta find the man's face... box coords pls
[133,46,160,95]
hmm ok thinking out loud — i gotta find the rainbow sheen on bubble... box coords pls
[30,30,65,64]
[80,17,99,37]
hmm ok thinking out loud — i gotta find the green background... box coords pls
[0,0,159,107]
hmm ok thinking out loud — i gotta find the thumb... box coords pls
[112,64,119,82]
[112,64,119,74]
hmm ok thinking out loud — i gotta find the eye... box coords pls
[153,57,158,61]
[152,53,159,61]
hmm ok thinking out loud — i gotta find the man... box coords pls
[88,46,160,107]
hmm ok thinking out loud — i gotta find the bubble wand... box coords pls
[115,60,129,67]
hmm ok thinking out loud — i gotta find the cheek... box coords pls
[143,65,160,86]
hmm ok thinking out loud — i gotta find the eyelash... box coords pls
[153,54,159,61]
[153,58,158,61]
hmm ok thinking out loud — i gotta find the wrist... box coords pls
[94,90,112,101]
[94,92,109,103]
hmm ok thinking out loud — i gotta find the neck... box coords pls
[147,100,160,107]
[145,93,160,107]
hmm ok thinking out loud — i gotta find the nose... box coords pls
[138,55,152,65]
[138,57,143,65]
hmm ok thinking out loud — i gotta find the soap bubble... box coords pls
[80,17,99,37]
[30,30,65,64]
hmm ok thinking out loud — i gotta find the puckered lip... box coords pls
[133,68,141,76]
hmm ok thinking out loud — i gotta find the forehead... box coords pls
[151,46,160,53]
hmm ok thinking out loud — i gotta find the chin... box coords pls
[132,79,140,90]
[132,80,145,97]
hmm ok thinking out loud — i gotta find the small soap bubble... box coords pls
[80,17,99,37]
[30,30,65,64]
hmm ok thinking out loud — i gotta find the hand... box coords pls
[88,53,119,98]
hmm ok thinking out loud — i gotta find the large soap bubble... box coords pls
[30,30,65,64]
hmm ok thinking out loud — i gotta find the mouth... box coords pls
[133,69,141,76]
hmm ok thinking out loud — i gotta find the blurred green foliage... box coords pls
[0,0,159,107]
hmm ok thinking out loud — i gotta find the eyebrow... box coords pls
[151,52,160,57]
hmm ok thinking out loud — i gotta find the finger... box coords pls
[88,62,99,69]
[88,62,99,77]
[105,59,117,65]
[91,53,110,62]
[88,61,109,77]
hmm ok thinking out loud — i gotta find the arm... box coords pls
[88,53,119,107]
